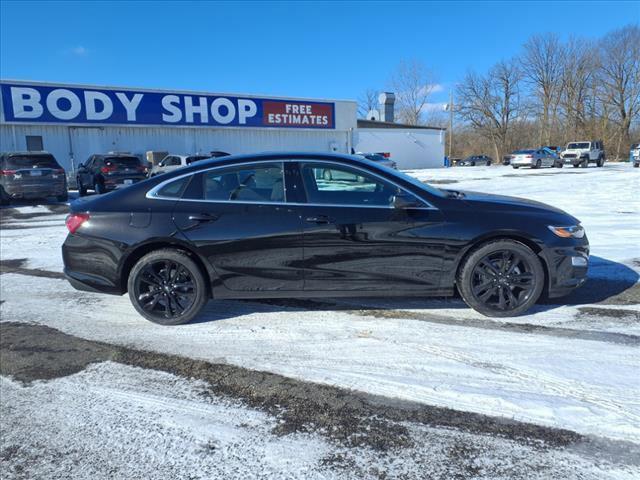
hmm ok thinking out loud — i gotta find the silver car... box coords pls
[510,149,556,169]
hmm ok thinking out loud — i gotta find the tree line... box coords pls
[359,24,639,161]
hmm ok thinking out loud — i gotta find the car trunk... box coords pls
[102,157,146,186]
[2,155,66,197]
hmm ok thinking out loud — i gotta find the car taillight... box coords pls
[0,169,16,176]
[100,166,117,174]
[136,165,147,173]
[381,152,391,158]
[525,155,533,159]
[66,213,90,234]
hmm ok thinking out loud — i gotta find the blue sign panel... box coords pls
[0,82,336,129]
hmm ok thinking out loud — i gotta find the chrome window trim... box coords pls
[145,158,438,211]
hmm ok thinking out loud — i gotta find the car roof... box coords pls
[2,151,53,156]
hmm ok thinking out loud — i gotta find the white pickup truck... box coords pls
[559,141,605,168]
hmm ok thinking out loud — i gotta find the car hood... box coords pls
[448,190,578,222]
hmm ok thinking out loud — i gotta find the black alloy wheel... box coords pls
[128,249,208,325]
[457,240,544,317]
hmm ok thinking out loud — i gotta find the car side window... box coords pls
[197,162,285,203]
[299,162,413,207]
[168,156,181,166]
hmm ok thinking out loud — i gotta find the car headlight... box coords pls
[548,225,585,239]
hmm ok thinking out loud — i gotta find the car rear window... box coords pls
[104,156,141,167]
[4,154,61,169]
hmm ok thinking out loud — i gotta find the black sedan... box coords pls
[62,152,589,325]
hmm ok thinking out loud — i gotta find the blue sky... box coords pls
[1,1,638,106]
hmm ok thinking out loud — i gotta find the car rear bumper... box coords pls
[540,242,590,298]
[3,183,67,199]
[103,176,146,190]
[511,159,534,167]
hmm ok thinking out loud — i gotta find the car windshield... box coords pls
[4,154,60,169]
[363,154,387,162]
[567,143,590,149]
[514,150,534,154]
[185,155,210,164]
[632,144,639,149]
[363,159,445,198]
[104,156,141,167]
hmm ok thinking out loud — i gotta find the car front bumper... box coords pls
[540,242,590,298]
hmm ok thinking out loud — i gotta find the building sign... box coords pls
[0,82,335,129]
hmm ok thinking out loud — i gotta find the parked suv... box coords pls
[76,154,147,195]
[560,141,605,168]
[148,154,212,177]
[0,151,67,205]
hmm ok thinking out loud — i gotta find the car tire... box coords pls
[0,186,10,206]
[77,179,87,196]
[597,157,604,167]
[512,165,519,169]
[534,159,542,169]
[555,162,563,168]
[94,180,106,194]
[457,239,544,317]
[634,163,639,168]
[128,249,209,325]
[581,159,589,168]
[57,193,69,202]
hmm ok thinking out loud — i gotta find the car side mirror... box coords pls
[393,192,422,209]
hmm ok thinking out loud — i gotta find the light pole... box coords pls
[443,89,454,165]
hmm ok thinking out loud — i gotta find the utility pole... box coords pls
[448,89,453,160]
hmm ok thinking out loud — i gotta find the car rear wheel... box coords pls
[457,240,544,317]
[512,165,519,169]
[94,180,106,194]
[57,193,68,202]
[128,249,208,325]
[581,159,589,168]
[597,157,604,167]
[534,159,542,169]
[77,179,87,196]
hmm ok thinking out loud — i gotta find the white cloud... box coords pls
[70,46,89,56]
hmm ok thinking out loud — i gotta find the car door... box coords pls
[170,160,304,293]
[294,160,446,293]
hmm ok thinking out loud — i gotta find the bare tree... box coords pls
[560,37,598,140]
[520,34,565,146]
[357,89,380,118]
[389,60,438,125]
[456,60,522,161]
[597,25,640,159]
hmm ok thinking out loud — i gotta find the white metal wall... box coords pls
[355,128,445,169]
[0,124,353,173]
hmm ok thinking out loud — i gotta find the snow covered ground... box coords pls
[1,163,639,477]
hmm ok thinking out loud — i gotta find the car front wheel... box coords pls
[128,249,208,325]
[457,240,544,317]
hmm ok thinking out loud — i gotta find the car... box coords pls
[0,151,68,205]
[148,154,212,178]
[76,153,148,195]
[502,155,512,166]
[62,152,589,325]
[510,149,557,169]
[355,152,397,170]
[559,141,605,168]
[631,143,639,167]
[457,155,492,166]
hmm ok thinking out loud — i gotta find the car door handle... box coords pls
[188,213,219,223]
[305,215,331,224]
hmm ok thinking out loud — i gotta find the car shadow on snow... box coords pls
[190,256,639,324]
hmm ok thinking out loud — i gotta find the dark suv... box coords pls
[0,152,68,205]
[457,155,492,166]
[76,154,147,195]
